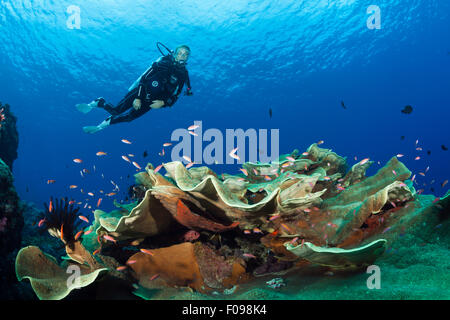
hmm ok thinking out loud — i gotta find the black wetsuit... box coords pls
[97,55,191,124]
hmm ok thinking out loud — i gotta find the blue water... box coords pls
[0,0,449,216]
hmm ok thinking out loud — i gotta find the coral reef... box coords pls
[0,102,19,170]
[0,158,25,299]
[15,144,450,299]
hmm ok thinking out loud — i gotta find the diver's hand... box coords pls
[150,100,165,109]
[133,99,142,110]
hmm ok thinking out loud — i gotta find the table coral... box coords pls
[15,144,449,299]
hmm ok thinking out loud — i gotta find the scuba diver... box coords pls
[77,43,193,133]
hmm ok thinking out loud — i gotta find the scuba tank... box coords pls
[128,42,173,92]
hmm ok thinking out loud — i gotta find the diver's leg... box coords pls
[76,88,138,115]
[109,103,151,125]
[100,88,138,115]
[82,104,151,134]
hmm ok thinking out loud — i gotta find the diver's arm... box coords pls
[184,69,193,96]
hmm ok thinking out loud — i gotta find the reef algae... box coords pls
[15,144,450,299]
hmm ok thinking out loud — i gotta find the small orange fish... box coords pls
[116,266,127,271]
[140,248,154,256]
[38,218,46,227]
[243,230,251,234]
[269,214,280,221]
[280,223,291,233]
[97,198,102,207]
[132,161,141,170]
[60,224,64,241]
[290,237,299,244]
[74,230,83,240]
[128,154,135,157]
[93,248,100,255]
[270,230,279,236]
[47,179,56,184]
[243,253,256,259]
[396,154,404,158]
[69,185,78,189]
[442,180,448,188]
[163,143,172,147]
[229,152,240,161]
[154,164,163,173]
[73,159,83,163]
[127,260,137,265]
[88,192,94,197]
[122,155,131,163]
[317,140,324,145]
[182,155,192,163]
[49,200,53,213]
[240,168,248,176]
[415,156,420,160]
[253,227,262,234]
[121,139,132,144]
[84,229,93,235]
[149,274,159,281]
[188,130,198,136]
[79,215,89,223]
[186,162,194,169]
[106,192,116,196]
[188,124,199,131]
[96,151,107,156]
[68,200,75,205]
[359,158,370,165]
[103,235,117,243]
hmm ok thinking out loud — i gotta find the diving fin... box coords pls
[76,98,104,114]
[83,125,102,134]
[83,118,111,134]
[76,103,94,114]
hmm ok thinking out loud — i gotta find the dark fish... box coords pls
[430,187,435,193]
[401,105,413,114]
[442,145,448,151]
[400,136,405,140]
[269,108,272,118]
[340,101,347,109]
[143,151,148,158]
[427,150,431,155]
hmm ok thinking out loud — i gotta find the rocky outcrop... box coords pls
[0,158,25,299]
[0,102,19,170]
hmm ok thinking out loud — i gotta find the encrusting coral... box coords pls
[15,144,450,299]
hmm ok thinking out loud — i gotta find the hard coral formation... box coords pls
[0,102,19,170]
[1,158,24,299]
[15,144,450,299]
